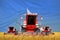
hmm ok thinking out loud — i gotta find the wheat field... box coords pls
[0,32,60,40]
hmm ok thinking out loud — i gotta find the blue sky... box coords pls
[0,0,60,32]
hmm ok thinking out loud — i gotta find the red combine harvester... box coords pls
[8,27,15,33]
[21,9,40,32]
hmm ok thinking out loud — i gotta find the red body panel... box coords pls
[26,25,36,29]
[8,30,14,33]
[26,25,36,32]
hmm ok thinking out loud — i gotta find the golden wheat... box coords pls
[0,32,60,40]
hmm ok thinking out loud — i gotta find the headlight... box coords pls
[36,24,39,28]
[36,24,38,25]
[23,24,26,28]
[36,25,39,28]
[23,25,26,28]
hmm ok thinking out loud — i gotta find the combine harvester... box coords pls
[21,9,40,33]
[0,9,60,40]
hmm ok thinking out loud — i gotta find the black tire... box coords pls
[21,26,26,32]
[35,28,40,33]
